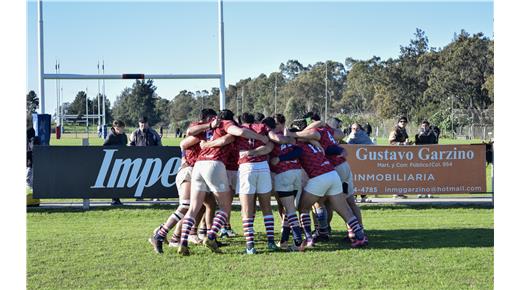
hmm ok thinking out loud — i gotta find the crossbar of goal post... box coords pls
[37,0,227,209]
[37,0,227,114]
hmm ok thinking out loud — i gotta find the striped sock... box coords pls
[300,213,313,240]
[280,215,291,243]
[154,224,169,241]
[263,215,275,243]
[189,226,198,235]
[180,216,195,247]
[171,232,181,243]
[242,217,255,250]
[315,207,329,235]
[198,227,207,237]
[287,212,303,246]
[208,211,228,240]
[347,217,365,240]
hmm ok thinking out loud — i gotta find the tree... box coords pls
[339,57,382,114]
[424,31,493,126]
[26,90,39,114]
[68,91,90,116]
[169,90,196,125]
[279,59,308,81]
[112,80,159,127]
[155,97,171,126]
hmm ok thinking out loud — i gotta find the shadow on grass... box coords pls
[306,228,494,251]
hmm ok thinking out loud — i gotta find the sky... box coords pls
[26,0,494,117]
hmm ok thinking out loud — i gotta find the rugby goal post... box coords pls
[37,0,227,114]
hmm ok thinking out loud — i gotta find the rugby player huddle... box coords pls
[149,108,368,255]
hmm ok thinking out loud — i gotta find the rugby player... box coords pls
[263,115,305,251]
[236,112,275,254]
[288,113,364,242]
[149,109,217,254]
[287,119,368,248]
[177,109,269,256]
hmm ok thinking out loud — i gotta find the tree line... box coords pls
[27,29,493,133]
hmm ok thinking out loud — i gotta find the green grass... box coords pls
[27,204,493,289]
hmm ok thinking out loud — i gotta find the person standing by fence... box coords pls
[129,116,162,201]
[103,120,128,206]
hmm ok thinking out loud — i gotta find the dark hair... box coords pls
[421,120,430,126]
[254,112,265,123]
[273,113,286,125]
[218,109,235,121]
[200,108,217,121]
[241,112,255,124]
[262,117,276,129]
[353,122,365,131]
[365,122,372,136]
[290,119,308,131]
[138,116,148,123]
[113,120,125,128]
[303,111,320,121]
[398,116,408,123]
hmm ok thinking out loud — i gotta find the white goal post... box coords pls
[37,0,227,115]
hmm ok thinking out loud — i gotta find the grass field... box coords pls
[27,204,493,289]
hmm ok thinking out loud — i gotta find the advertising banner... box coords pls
[33,146,182,198]
[342,144,487,195]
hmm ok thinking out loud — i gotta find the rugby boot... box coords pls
[203,237,222,253]
[351,236,369,248]
[177,245,190,256]
[245,247,257,255]
[267,241,280,251]
[148,236,164,254]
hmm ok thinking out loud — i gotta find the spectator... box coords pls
[364,123,372,136]
[129,116,162,200]
[176,128,181,138]
[103,120,128,206]
[159,126,164,138]
[388,116,410,198]
[129,116,162,146]
[414,120,438,145]
[389,116,411,146]
[26,116,40,190]
[345,123,373,203]
[346,123,373,145]
[414,120,437,198]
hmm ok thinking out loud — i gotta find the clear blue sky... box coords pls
[26,0,493,117]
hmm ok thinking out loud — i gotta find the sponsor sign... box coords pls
[342,144,487,195]
[33,146,182,198]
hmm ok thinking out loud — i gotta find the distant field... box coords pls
[27,204,493,289]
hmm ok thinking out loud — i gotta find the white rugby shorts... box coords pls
[304,170,343,197]
[191,160,229,193]
[335,161,354,197]
[227,170,238,192]
[274,169,302,193]
[237,161,272,195]
[175,166,192,193]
